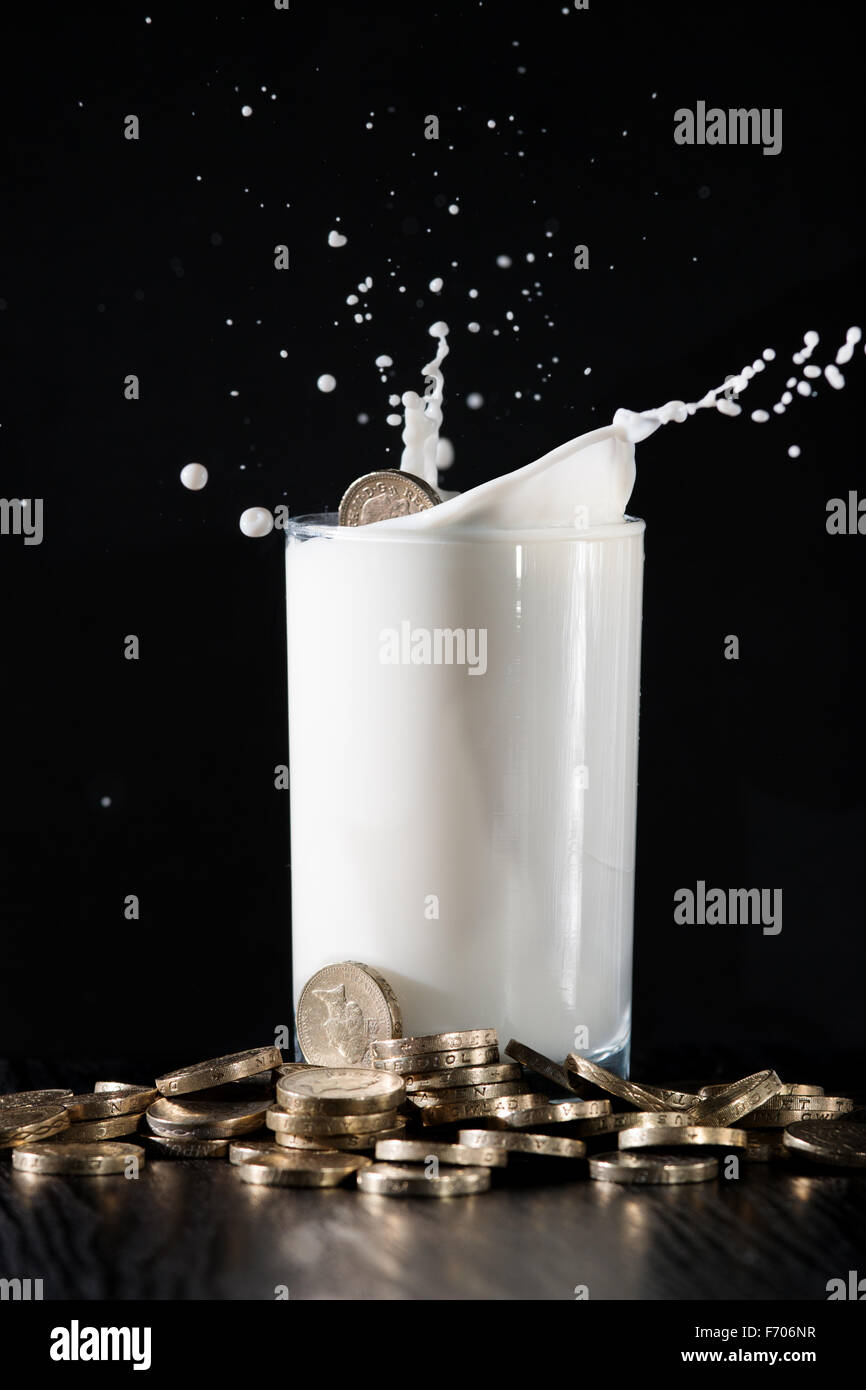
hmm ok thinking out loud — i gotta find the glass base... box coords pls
[584,1039,631,1079]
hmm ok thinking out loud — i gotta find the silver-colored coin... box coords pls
[699,1081,824,1099]
[338,470,442,527]
[146,1096,268,1138]
[276,1065,405,1116]
[12,1141,145,1176]
[374,1138,508,1168]
[374,1046,499,1075]
[357,1162,491,1197]
[66,1088,158,1121]
[685,1070,782,1127]
[782,1120,866,1167]
[408,1081,527,1109]
[619,1125,748,1151]
[267,1105,399,1136]
[372,1030,497,1060]
[495,1098,613,1129]
[564,1054,674,1112]
[571,1110,699,1139]
[273,1124,406,1151]
[419,1092,550,1126]
[0,1089,73,1110]
[403,1063,521,1093]
[56,1114,142,1142]
[589,1152,718,1184]
[458,1128,587,1160]
[156,1045,283,1097]
[297,963,402,1068]
[504,1040,587,1095]
[741,1100,854,1129]
[235,1151,370,1187]
[145,1134,231,1159]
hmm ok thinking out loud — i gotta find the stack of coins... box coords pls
[372,1028,547,1130]
[264,1065,407,1155]
[145,1046,284,1158]
[3,963,864,1191]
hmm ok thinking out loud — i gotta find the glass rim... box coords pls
[286,512,645,543]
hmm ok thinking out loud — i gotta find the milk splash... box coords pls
[379,323,862,532]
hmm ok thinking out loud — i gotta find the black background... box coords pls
[1,0,863,1085]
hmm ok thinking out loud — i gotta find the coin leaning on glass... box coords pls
[275,1065,405,1115]
[296,962,403,1067]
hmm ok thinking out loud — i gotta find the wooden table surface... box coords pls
[2,1146,865,1300]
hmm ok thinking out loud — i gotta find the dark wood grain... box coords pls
[2,1153,864,1300]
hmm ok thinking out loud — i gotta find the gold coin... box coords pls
[338,470,441,527]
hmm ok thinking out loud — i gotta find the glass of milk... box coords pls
[286,508,644,1074]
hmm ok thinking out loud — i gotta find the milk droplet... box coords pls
[429,277,444,293]
[796,381,811,396]
[328,229,347,248]
[357,413,369,424]
[803,365,821,378]
[496,255,512,268]
[239,507,273,538]
[467,392,484,409]
[386,414,402,426]
[180,463,208,491]
[487,119,496,128]
[762,348,776,361]
[375,354,393,368]
[468,321,480,333]
[824,364,845,389]
[436,436,455,470]
[788,445,801,458]
[346,295,359,305]
[750,409,770,423]
[448,204,459,214]
[317,374,337,392]
[241,105,253,117]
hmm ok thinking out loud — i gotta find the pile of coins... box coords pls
[2,960,864,1189]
